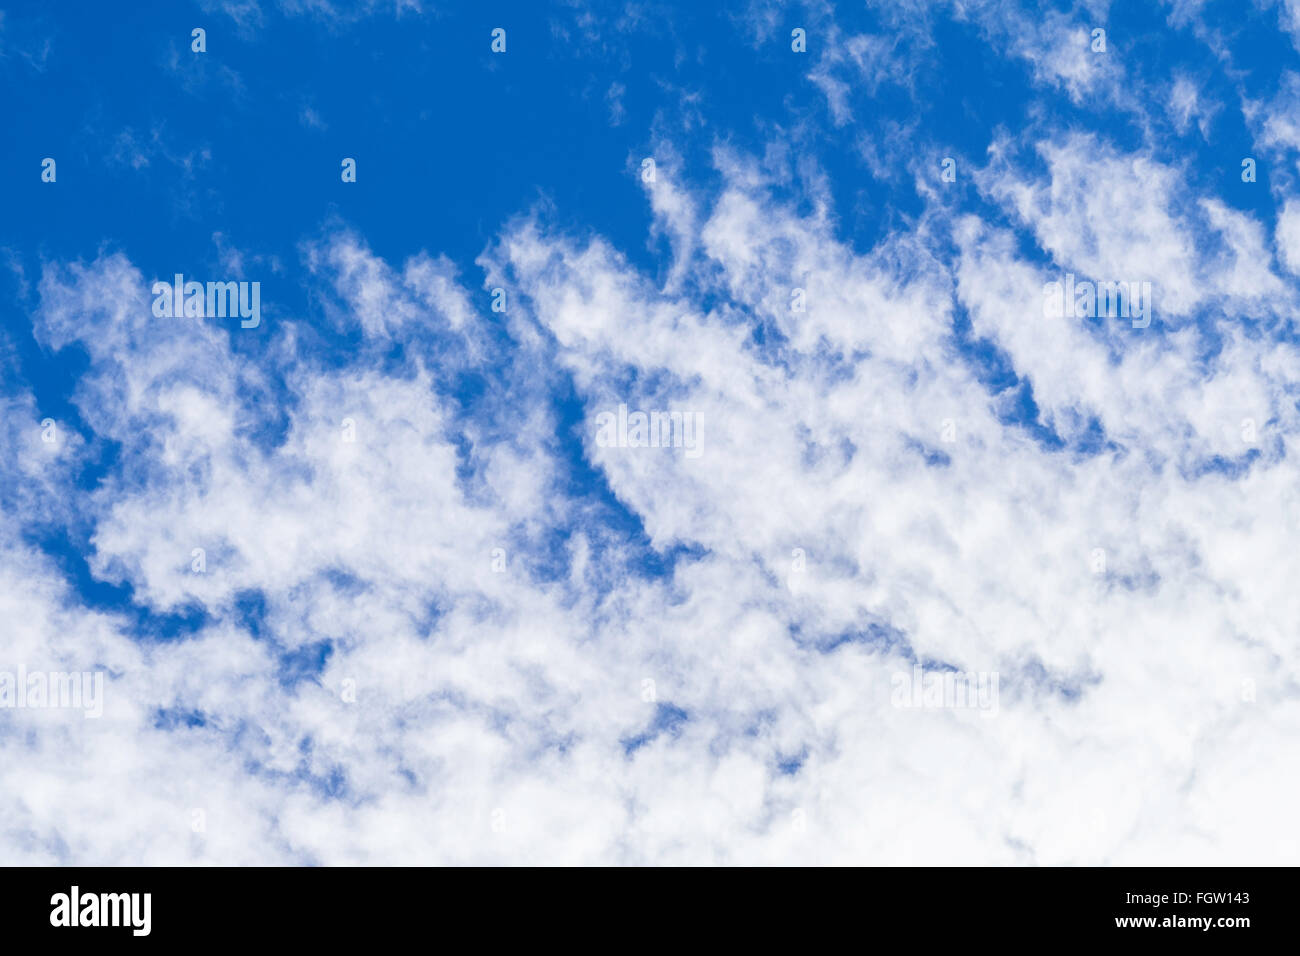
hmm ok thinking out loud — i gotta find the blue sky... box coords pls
[3,0,1300,864]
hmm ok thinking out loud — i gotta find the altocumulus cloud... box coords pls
[2,0,1300,865]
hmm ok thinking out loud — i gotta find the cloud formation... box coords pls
[3,0,1300,866]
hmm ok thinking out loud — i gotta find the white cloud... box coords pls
[6,3,1300,866]
[1276,197,1300,274]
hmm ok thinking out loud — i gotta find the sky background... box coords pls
[2,0,1300,864]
